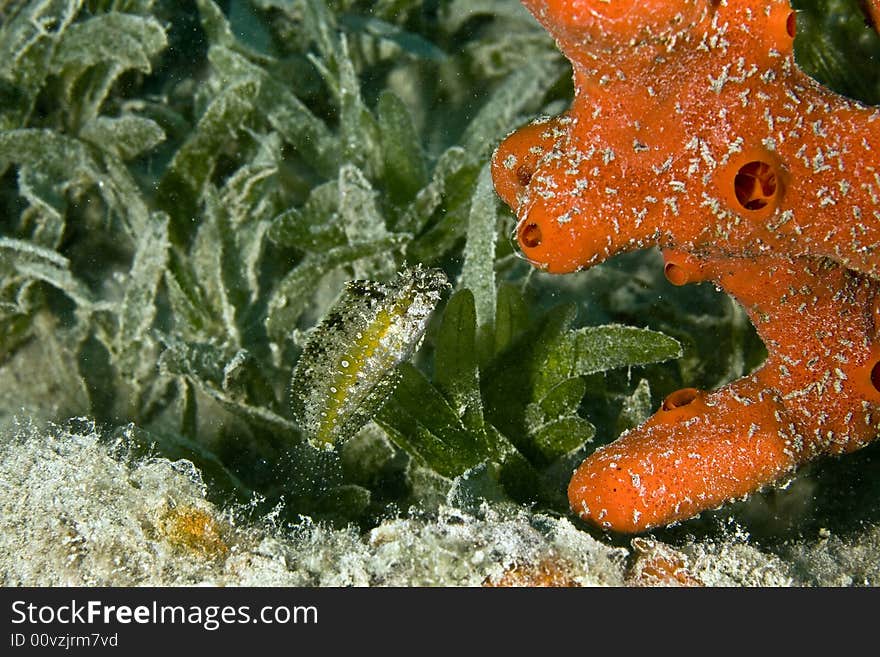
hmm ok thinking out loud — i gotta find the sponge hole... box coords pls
[734,160,779,211]
[662,388,701,411]
[519,223,543,249]
[663,262,689,286]
[786,11,797,38]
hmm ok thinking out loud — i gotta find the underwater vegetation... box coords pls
[1,0,880,569]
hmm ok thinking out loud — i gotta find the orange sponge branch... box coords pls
[569,253,880,532]
[568,377,801,533]
[492,0,880,277]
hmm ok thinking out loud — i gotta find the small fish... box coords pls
[291,265,449,449]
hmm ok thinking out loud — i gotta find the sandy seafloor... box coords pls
[2,415,879,587]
